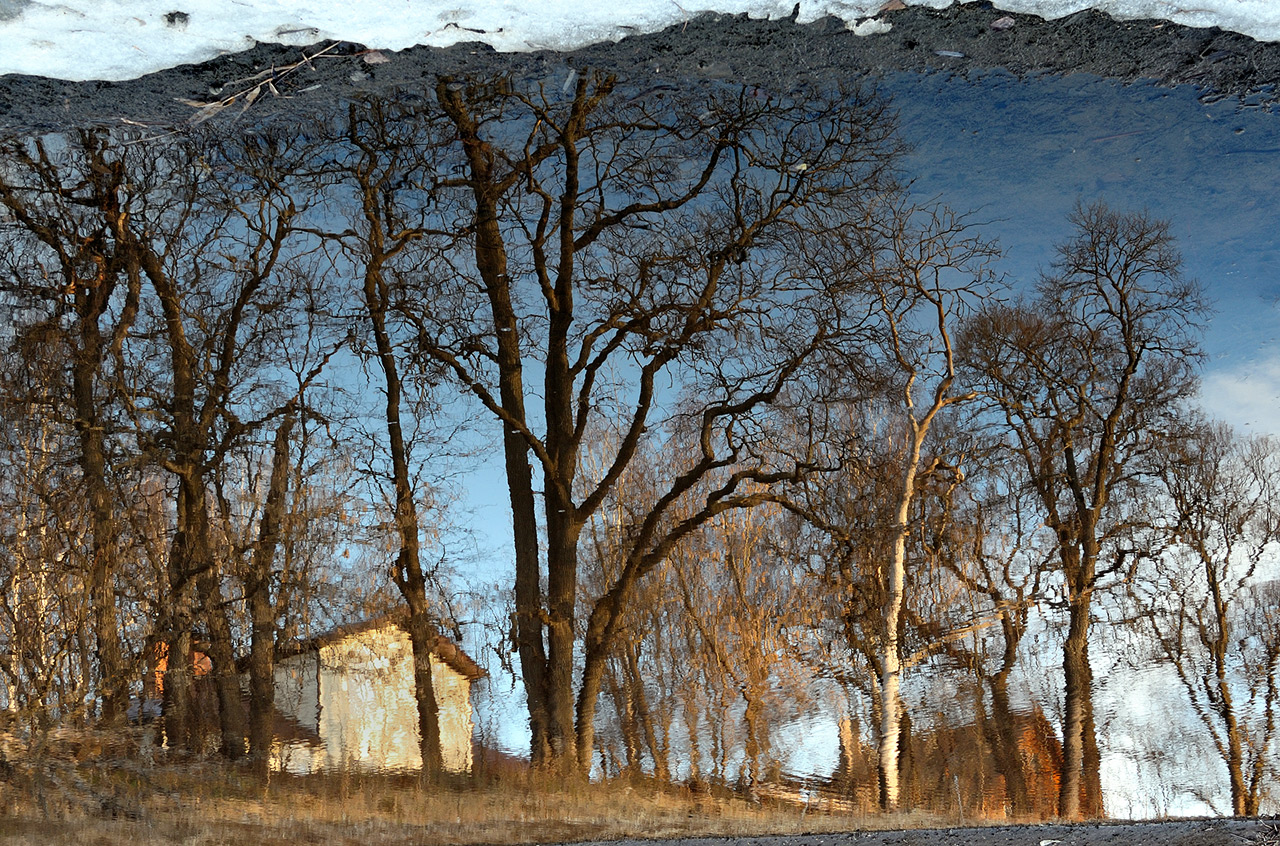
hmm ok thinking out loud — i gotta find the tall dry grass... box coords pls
[0,746,975,846]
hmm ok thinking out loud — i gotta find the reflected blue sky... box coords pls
[461,73,1280,781]
[466,70,1280,573]
[885,69,1280,432]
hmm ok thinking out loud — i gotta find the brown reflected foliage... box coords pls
[3,78,1274,825]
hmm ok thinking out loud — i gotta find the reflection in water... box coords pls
[885,70,1280,432]
[833,70,1280,818]
[0,68,1277,825]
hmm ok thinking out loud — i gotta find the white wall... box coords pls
[314,624,474,774]
[433,654,474,773]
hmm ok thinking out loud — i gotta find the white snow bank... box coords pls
[1,0,1277,83]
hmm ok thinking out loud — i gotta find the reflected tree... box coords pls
[961,202,1208,819]
[784,200,997,810]
[0,130,141,728]
[1131,419,1280,815]
[326,72,910,775]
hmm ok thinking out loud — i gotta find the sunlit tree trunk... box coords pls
[878,467,911,811]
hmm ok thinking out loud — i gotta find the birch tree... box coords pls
[790,201,996,810]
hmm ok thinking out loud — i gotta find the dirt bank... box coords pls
[2,1,1280,136]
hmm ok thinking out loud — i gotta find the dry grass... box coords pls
[0,757,980,846]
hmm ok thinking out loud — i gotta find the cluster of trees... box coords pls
[0,72,1276,817]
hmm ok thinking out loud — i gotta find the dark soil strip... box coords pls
[3,1,1280,136]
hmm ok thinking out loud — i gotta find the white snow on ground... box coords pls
[0,0,1278,82]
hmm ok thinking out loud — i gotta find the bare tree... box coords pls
[239,411,295,773]
[782,200,996,809]
[232,305,346,773]
[839,204,994,810]
[960,202,1208,819]
[0,348,93,730]
[322,74,908,775]
[16,126,323,757]
[0,126,370,764]
[1131,419,1280,815]
[580,401,815,792]
[0,131,141,727]
[312,98,475,779]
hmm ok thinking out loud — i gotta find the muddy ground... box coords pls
[2,1,1280,136]
[2,2,1279,843]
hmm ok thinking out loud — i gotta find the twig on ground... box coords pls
[175,41,342,124]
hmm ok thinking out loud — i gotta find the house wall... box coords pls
[433,653,474,773]
[314,624,474,774]
[274,652,319,731]
[270,652,323,775]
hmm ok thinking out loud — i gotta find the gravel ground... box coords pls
[2,1,1280,135]
[589,818,1280,845]
[2,3,1278,843]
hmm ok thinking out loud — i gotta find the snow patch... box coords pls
[0,0,1278,82]
[849,17,892,35]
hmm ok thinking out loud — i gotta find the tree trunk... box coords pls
[624,639,668,782]
[897,708,917,810]
[247,414,294,775]
[542,105,585,775]
[435,80,551,767]
[162,506,197,753]
[1208,561,1250,816]
[575,576,638,773]
[73,156,132,729]
[162,627,193,752]
[878,631,902,811]
[544,499,580,772]
[1080,678,1104,817]
[186,476,247,760]
[358,243,445,780]
[685,693,703,787]
[1058,587,1092,819]
[742,690,764,801]
[1226,706,1249,816]
[73,316,126,727]
[836,710,862,793]
[605,660,640,776]
[406,610,444,779]
[880,442,921,812]
[986,672,1032,817]
[199,567,247,760]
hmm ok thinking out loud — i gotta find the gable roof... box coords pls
[276,613,485,681]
